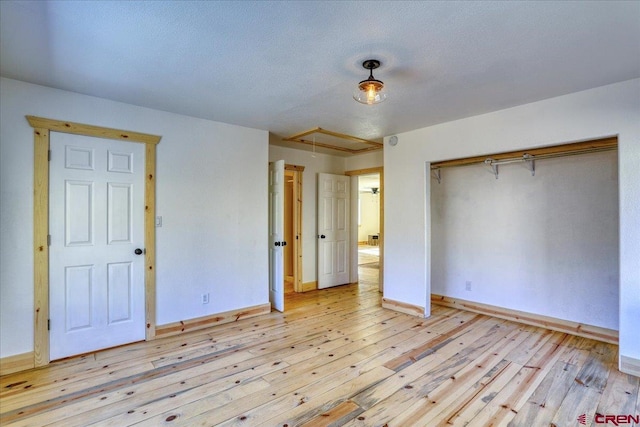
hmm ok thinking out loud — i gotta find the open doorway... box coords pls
[268,162,303,312]
[284,170,295,294]
[284,165,303,295]
[344,167,383,291]
[357,173,381,284]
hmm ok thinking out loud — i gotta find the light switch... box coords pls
[156,216,162,227]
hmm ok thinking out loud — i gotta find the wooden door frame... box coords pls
[284,170,295,287]
[345,167,384,292]
[27,116,161,367]
[284,164,304,293]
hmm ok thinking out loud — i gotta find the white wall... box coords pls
[384,78,640,370]
[345,150,383,171]
[358,192,380,242]
[431,151,619,329]
[0,78,269,358]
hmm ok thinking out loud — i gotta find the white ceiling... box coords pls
[1,1,639,147]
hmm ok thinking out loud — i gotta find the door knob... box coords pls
[275,242,281,247]
[134,248,143,255]
[320,235,326,239]
[282,241,287,246]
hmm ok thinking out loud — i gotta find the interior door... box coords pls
[317,173,350,289]
[49,133,145,360]
[269,160,285,312]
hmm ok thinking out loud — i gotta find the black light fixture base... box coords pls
[362,59,381,70]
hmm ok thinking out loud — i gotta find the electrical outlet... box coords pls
[202,293,210,304]
[465,281,472,291]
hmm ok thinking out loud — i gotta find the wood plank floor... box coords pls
[1,265,638,426]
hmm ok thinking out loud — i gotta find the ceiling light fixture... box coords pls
[353,59,387,105]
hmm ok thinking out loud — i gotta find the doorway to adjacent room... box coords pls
[356,172,381,284]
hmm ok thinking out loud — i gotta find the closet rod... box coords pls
[430,145,616,170]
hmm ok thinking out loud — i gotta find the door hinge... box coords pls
[48,319,50,331]
[47,235,51,246]
[48,150,51,161]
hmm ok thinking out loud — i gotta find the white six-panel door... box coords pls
[49,133,145,360]
[317,173,350,289]
[269,160,285,312]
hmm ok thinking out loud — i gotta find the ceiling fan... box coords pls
[359,187,379,194]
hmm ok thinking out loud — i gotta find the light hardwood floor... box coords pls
[1,265,638,426]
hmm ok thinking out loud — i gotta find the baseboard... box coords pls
[620,355,640,377]
[284,280,295,294]
[0,352,34,376]
[155,303,271,339]
[301,281,317,292]
[382,298,425,318]
[431,294,618,345]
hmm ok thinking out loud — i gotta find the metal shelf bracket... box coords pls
[432,168,442,184]
[523,153,535,176]
[485,158,499,179]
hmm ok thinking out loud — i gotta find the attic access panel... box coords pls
[284,128,383,155]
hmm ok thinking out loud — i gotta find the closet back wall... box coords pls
[430,150,619,329]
